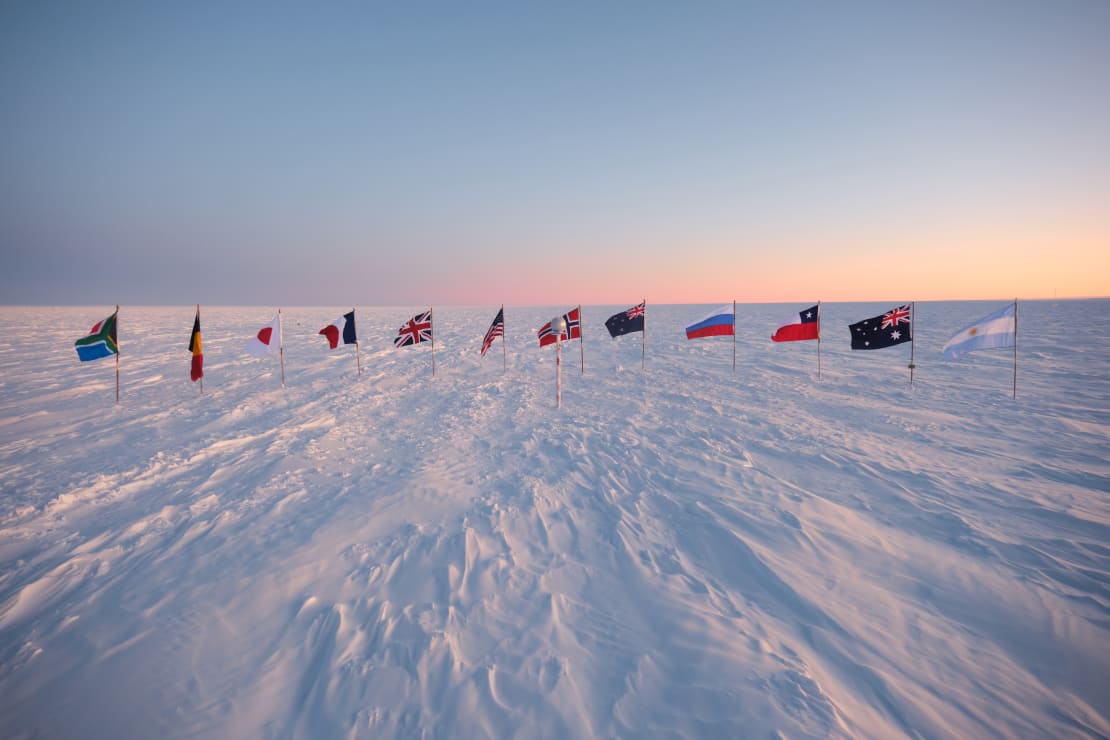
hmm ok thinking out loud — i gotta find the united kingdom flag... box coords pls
[395,309,433,348]
[538,306,582,347]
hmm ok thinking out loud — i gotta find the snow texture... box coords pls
[1,301,1107,739]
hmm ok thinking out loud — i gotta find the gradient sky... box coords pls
[2,1,1108,306]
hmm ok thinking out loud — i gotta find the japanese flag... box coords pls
[245,313,282,357]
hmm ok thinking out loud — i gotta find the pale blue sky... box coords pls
[2,1,1108,305]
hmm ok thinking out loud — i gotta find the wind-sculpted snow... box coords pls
[1,301,1107,738]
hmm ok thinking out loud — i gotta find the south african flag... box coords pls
[75,310,119,362]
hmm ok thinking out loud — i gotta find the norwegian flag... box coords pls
[538,306,581,348]
[395,309,433,348]
[481,307,504,357]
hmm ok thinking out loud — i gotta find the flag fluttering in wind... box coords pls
[481,307,505,357]
[320,311,357,349]
[395,309,433,347]
[245,314,282,357]
[942,303,1016,360]
[75,310,119,362]
[538,306,581,347]
[849,305,912,350]
[685,304,735,340]
[605,302,645,338]
[188,307,203,382]
[771,304,820,342]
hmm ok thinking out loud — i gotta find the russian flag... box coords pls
[320,310,357,349]
[771,304,820,342]
[685,304,735,340]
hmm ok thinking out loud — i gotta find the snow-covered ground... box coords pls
[1,301,1107,739]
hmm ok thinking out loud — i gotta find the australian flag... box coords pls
[849,304,912,350]
[605,302,645,338]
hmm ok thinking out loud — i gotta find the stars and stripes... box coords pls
[481,307,505,357]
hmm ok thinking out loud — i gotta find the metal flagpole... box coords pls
[732,300,737,373]
[430,307,436,378]
[501,304,507,373]
[641,299,646,371]
[115,305,120,405]
[579,304,584,374]
[816,300,822,381]
[278,308,286,388]
[908,301,916,385]
[353,307,361,377]
[1012,299,1018,399]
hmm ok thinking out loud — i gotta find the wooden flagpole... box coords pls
[115,305,120,405]
[501,304,507,373]
[353,307,361,377]
[732,300,737,373]
[578,304,584,374]
[908,301,916,385]
[641,299,646,371]
[430,307,436,378]
[816,300,822,381]
[1012,298,1018,399]
[278,308,286,388]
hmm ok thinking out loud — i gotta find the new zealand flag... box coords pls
[849,304,912,350]
[605,302,645,338]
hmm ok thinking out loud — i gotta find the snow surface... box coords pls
[1,301,1107,739]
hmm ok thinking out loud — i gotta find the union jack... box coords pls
[881,305,912,330]
[395,309,433,348]
[481,307,504,357]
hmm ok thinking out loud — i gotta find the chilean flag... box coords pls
[245,313,282,357]
[320,311,357,349]
[771,304,820,342]
[685,304,735,340]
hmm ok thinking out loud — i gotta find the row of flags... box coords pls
[74,301,1020,399]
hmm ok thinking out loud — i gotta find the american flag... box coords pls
[481,307,504,357]
[395,309,433,348]
[538,306,581,348]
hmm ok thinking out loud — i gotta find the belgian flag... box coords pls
[189,306,203,382]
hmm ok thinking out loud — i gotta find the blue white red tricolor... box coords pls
[685,304,735,340]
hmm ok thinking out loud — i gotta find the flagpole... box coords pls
[816,300,822,381]
[1012,298,1018,399]
[732,300,737,373]
[579,304,584,374]
[501,304,507,373]
[278,308,286,388]
[353,307,361,377]
[430,307,436,378]
[908,301,916,385]
[198,304,203,395]
[641,298,646,371]
[115,304,120,405]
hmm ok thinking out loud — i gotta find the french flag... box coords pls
[320,311,357,349]
[685,304,735,340]
[771,304,820,342]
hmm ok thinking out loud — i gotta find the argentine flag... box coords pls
[942,303,1016,360]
